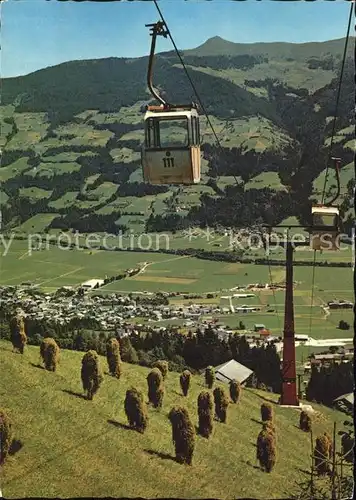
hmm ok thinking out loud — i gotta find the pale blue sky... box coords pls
[1,0,353,78]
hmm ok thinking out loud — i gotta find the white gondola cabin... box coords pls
[310,205,340,251]
[141,104,201,185]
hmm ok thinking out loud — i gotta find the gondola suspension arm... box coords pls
[326,157,341,207]
[145,21,170,107]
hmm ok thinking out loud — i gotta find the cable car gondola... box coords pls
[311,205,340,251]
[141,21,201,185]
[310,157,342,251]
[142,103,201,185]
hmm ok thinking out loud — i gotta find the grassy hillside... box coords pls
[0,340,350,499]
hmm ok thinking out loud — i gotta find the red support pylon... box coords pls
[280,240,299,406]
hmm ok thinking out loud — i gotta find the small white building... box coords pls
[295,334,309,342]
[81,279,105,290]
[214,359,253,385]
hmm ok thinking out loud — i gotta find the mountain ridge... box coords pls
[3,36,354,80]
[181,35,354,58]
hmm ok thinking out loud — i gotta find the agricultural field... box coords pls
[89,182,118,199]
[95,204,122,216]
[245,172,286,192]
[111,147,141,164]
[0,239,168,290]
[12,214,59,234]
[127,166,144,183]
[89,102,143,126]
[74,110,100,122]
[0,157,33,182]
[118,129,143,142]
[5,224,353,263]
[55,123,114,147]
[0,120,13,148]
[48,192,79,210]
[216,176,243,192]
[115,215,146,234]
[313,161,354,198]
[19,187,53,201]
[44,151,97,163]
[158,230,353,264]
[186,59,336,93]
[25,161,82,178]
[0,190,9,205]
[0,340,350,499]
[1,239,352,292]
[151,193,176,215]
[198,115,293,153]
[1,106,352,236]
[1,109,113,159]
[324,126,354,147]
[5,112,50,151]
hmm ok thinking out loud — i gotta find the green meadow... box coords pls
[0,340,351,499]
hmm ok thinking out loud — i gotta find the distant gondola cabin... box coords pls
[311,205,340,251]
[141,104,201,185]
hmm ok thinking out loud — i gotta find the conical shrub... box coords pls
[119,336,138,364]
[180,370,191,396]
[81,350,103,400]
[229,379,241,403]
[261,402,273,422]
[0,409,12,465]
[197,391,214,438]
[40,337,60,372]
[256,429,277,473]
[106,338,122,378]
[153,360,169,380]
[299,410,312,432]
[314,434,332,475]
[147,368,164,408]
[213,386,229,423]
[262,421,277,442]
[168,406,195,465]
[341,432,354,463]
[124,387,148,433]
[262,420,276,434]
[10,315,27,354]
[205,366,215,389]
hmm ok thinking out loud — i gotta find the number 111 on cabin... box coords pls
[163,157,175,168]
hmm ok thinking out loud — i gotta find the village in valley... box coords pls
[1,276,353,384]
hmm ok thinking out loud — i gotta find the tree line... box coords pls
[7,309,354,408]
[2,311,282,393]
[306,361,354,408]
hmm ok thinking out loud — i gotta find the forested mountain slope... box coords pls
[1,37,354,235]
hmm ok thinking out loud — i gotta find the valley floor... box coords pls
[1,239,353,341]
